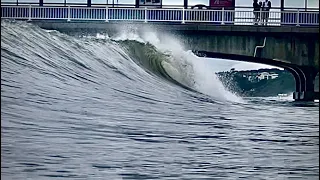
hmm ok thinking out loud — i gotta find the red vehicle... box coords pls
[209,0,235,9]
[191,0,235,10]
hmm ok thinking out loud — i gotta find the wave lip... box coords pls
[112,27,243,103]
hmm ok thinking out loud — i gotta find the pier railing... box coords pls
[1,5,319,26]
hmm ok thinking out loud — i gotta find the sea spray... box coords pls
[111,27,243,102]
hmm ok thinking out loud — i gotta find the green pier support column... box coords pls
[293,66,319,101]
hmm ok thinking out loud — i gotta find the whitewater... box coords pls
[1,20,319,179]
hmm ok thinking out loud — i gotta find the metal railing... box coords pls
[1,2,319,10]
[1,5,319,26]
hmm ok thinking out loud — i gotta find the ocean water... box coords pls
[1,20,319,180]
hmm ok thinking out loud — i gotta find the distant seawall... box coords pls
[30,21,319,34]
[31,21,319,67]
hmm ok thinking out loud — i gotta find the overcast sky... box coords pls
[3,0,319,8]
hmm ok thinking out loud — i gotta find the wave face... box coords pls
[1,20,319,179]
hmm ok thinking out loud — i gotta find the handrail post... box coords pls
[144,7,147,23]
[28,4,31,21]
[221,7,225,25]
[259,8,262,25]
[182,7,185,24]
[67,6,70,21]
[105,6,108,22]
[296,9,300,26]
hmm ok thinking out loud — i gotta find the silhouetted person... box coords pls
[262,0,271,25]
[253,0,261,25]
[258,1,263,24]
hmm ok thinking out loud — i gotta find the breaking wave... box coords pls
[1,20,242,104]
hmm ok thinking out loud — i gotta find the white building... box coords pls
[248,75,257,82]
[257,72,278,80]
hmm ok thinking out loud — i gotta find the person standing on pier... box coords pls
[262,0,272,25]
[253,0,261,25]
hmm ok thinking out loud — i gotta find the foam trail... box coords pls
[278,93,294,101]
[112,26,145,43]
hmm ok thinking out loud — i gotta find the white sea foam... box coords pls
[112,27,244,103]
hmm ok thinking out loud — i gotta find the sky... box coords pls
[204,58,281,72]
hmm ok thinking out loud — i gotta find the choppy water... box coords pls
[1,20,319,180]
